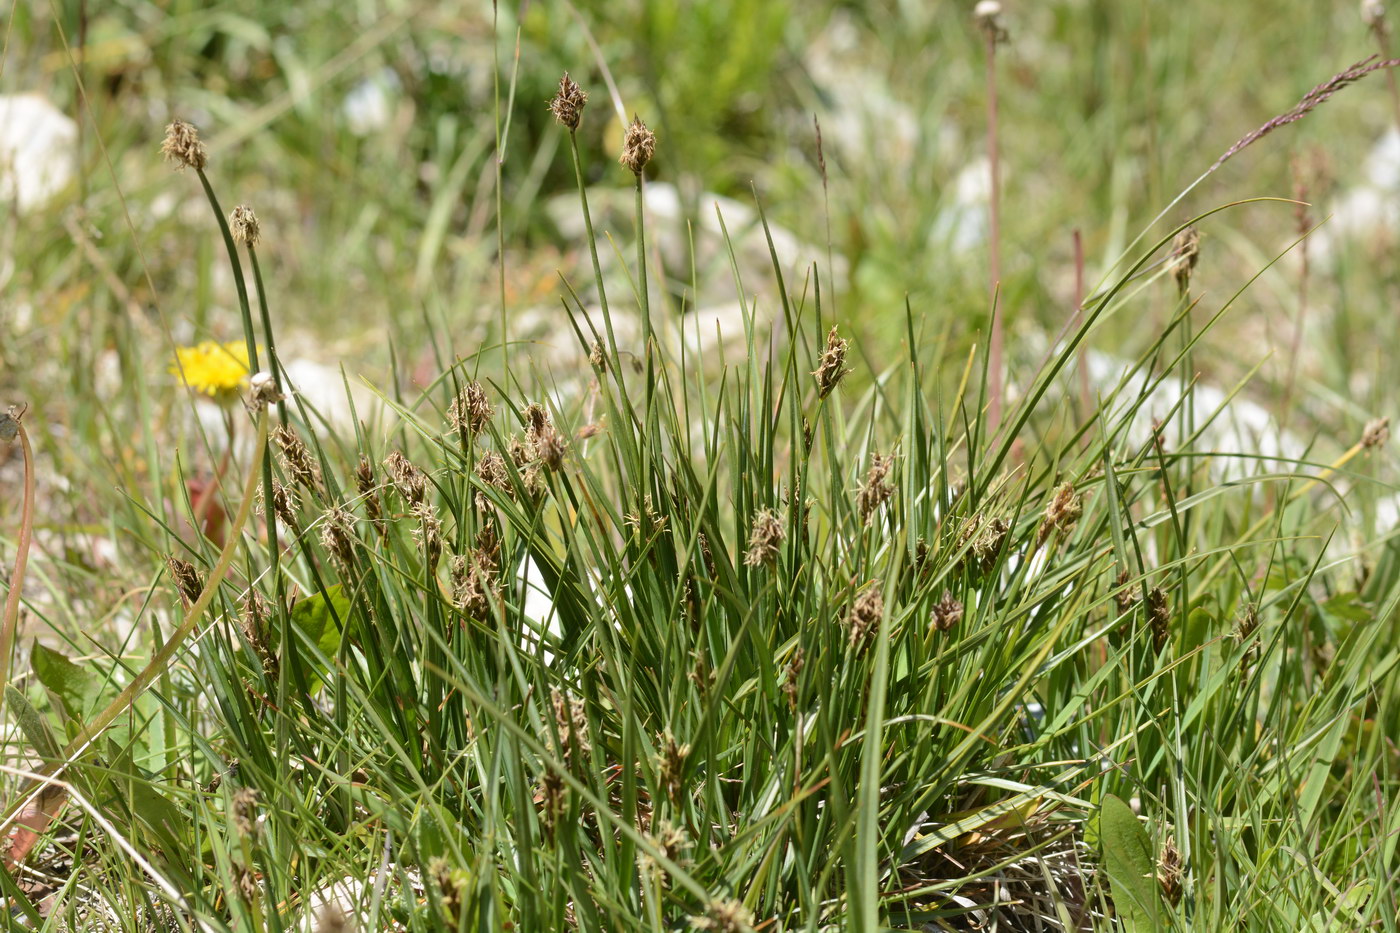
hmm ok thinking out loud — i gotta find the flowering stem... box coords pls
[245,247,287,423]
[0,418,37,711]
[984,27,1004,435]
[195,171,260,373]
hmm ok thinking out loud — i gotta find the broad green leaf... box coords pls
[6,684,60,762]
[281,585,350,692]
[30,642,104,723]
[1099,794,1160,932]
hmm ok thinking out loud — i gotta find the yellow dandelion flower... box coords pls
[171,341,250,399]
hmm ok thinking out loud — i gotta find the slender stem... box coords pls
[1072,229,1090,432]
[246,247,287,423]
[985,32,1004,434]
[569,131,620,375]
[1,420,37,705]
[195,171,259,372]
[493,1,508,366]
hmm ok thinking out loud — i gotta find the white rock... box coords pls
[0,94,77,212]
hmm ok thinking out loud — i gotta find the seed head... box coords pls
[272,426,321,494]
[167,556,204,608]
[930,590,964,632]
[1037,481,1083,546]
[230,786,259,839]
[475,450,512,509]
[1362,416,1390,450]
[537,767,566,841]
[656,730,691,803]
[549,72,588,130]
[743,507,785,568]
[690,898,754,932]
[967,516,1010,574]
[1158,836,1183,905]
[321,505,357,571]
[812,326,850,400]
[974,0,1007,44]
[355,456,385,535]
[589,340,608,371]
[413,502,442,572]
[846,582,885,650]
[268,480,299,529]
[535,426,567,472]
[247,371,283,410]
[857,452,895,523]
[160,119,207,172]
[1147,586,1171,652]
[1170,226,1201,292]
[620,115,657,175]
[451,548,498,621]
[229,205,261,246]
[1363,0,1388,31]
[550,688,591,768]
[447,382,493,436]
[782,646,804,710]
[1113,568,1139,616]
[384,450,427,504]
[240,592,278,678]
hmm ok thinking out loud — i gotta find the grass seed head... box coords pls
[1362,416,1390,449]
[550,688,591,768]
[1170,226,1201,292]
[448,381,493,436]
[782,646,804,710]
[268,480,299,530]
[230,786,260,839]
[657,730,691,802]
[355,455,385,534]
[1147,585,1171,651]
[273,425,321,493]
[857,451,895,523]
[1364,0,1388,31]
[160,119,207,171]
[974,1,1007,44]
[691,898,754,933]
[320,505,357,571]
[743,507,785,567]
[589,339,608,371]
[412,502,443,571]
[549,71,588,130]
[166,556,204,608]
[620,115,657,174]
[247,371,282,410]
[1037,481,1083,545]
[812,326,850,400]
[229,205,261,246]
[384,450,427,504]
[846,582,884,649]
[931,590,964,632]
[535,425,567,471]
[1158,835,1183,905]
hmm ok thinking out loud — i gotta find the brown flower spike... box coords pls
[549,72,588,130]
[620,115,657,174]
[813,326,850,400]
[161,119,207,172]
[230,205,261,246]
